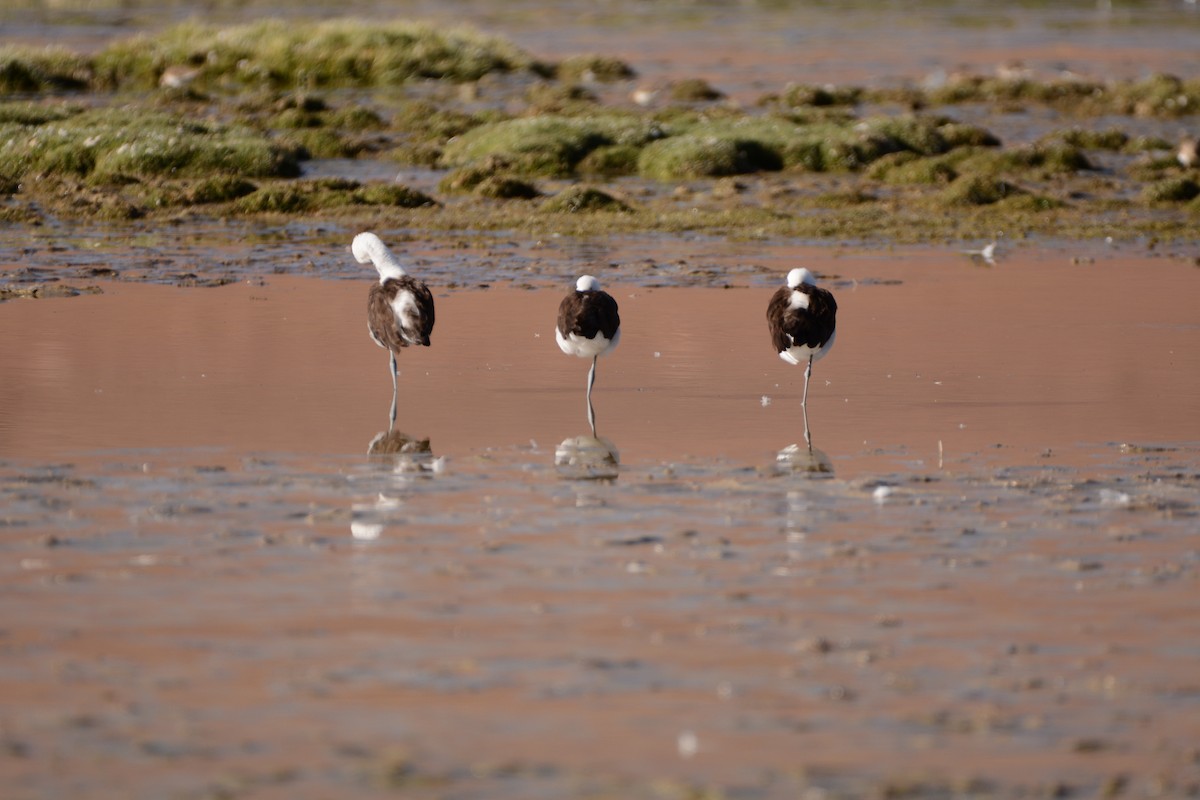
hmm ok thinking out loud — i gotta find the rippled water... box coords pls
[2,436,1198,798]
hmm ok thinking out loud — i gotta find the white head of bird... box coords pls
[576,275,601,292]
[352,232,408,282]
[787,268,817,289]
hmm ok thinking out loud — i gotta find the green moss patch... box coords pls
[637,114,995,178]
[187,176,258,204]
[777,83,862,108]
[868,152,959,185]
[0,107,299,184]
[439,114,660,177]
[353,183,437,208]
[637,135,768,180]
[557,55,636,83]
[666,78,724,103]
[473,176,541,200]
[232,178,434,214]
[873,72,1200,119]
[0,48,92,94]
[1056,128,1130,151]
[541,186,631,213]
[1142,177,1200,203]
[91,19,542,91]
[940,175,1026,206]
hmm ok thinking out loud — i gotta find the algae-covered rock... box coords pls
[1002,142,1093,174]
[941,175,1026,206]
[1117,73,1200,118]
[91,19,542,91]
[1057,128,1130,151]
[438,154,540,197]
[637,135,758,180]
[667,78,724,103]
[525,83,599,113]
[868,152,958,184]
[234,184,314,214]
[542,186,631,213]
[440,114,659,177]
[557,55,636,83]
[187,176,258,204]
[0,49,92,94]
[353,183,438,208]
[391,100,492,142]
[576,144,642,176]
[780,83,862,108]
[0,107,300,184]
[472,176,541,200]
[1141,177,1200,203]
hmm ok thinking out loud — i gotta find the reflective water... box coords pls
[2,244,1199,797]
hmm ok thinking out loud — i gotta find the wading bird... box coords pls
[352,232,435,429]
[767,268,837,444]
[556,275,620,436]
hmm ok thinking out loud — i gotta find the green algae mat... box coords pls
[1,18,1198,241]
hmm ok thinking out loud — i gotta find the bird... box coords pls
[351,232,435,430]
[766,267,837,442]
[1177,136,1198,169]
[556,275,620,437]
[963,241,998,265]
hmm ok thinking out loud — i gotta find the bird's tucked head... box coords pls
[575,275,601,292]
[353,232,408,281]
[787,267,817,289]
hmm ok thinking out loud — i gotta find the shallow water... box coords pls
[4,246,1199,464]
[2,243,1199,797]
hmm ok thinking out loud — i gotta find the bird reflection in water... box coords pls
[555,434,620,481]
[366,427,443,476]
[775,441,834,476]
[367,428,431,458]
[352,430,441,541]
[775,405,834,475]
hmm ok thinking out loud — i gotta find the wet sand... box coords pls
[2,246,1199,798]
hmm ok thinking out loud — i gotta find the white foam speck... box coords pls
[677,730,699,758]
[1099,488,1131,507]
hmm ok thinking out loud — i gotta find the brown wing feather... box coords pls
[368,277,435,353]
[400,277,435,346]
[558,290,619,340]
[766,285,837,352]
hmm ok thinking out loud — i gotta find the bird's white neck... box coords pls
[375,260,407,283]
[353,232,409,282]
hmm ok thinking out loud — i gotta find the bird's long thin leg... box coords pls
[586,356,598,438]
[802,401,812,451]
[388,351,399,431]
[801,356,813,408]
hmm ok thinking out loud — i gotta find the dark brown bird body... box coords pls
[368,276,435,353]
[766,281,837,364]
[556,288,620,358]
